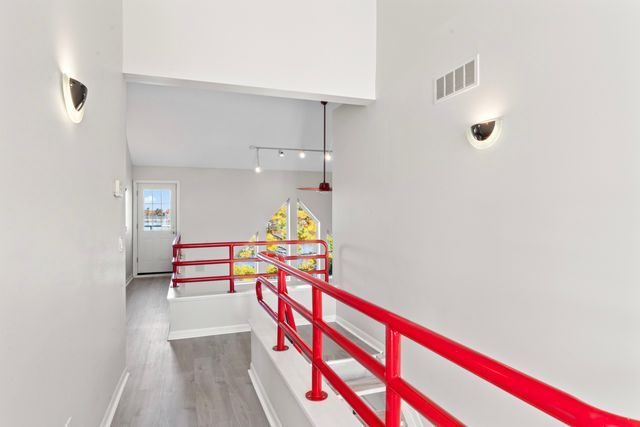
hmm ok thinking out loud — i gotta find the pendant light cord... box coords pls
[322,101,327,183]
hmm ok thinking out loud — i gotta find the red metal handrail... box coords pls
[171,234,329,292]
[255,250,640,427]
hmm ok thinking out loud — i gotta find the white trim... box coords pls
[167,324,250,341]
[133,180,180,276]
[124,73,374,106]
[134,273,172,279]
[167,283,314,303]
[166,317,337,341]
[335,316,384,354]
[125,275,134,287]
[100,369,129,427]
[248,364,282,427]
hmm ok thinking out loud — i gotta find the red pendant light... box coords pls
[298,101,332,192]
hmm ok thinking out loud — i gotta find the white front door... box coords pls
[136,183,178,274]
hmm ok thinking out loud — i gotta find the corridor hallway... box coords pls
[112,278,268,427]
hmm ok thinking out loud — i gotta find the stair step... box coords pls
[344,373,385,396]
[361,392,408,426]
[296,322,382,362]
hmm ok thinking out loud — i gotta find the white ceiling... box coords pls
[127,83,335,171]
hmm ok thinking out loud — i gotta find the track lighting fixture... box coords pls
[254,149,262,173]
[247,146,333,172]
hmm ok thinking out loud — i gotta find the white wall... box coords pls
[127,83,335,171]
[133,165,332,244]
[0,1,127,426]
[123,0,376,104]
[333,0,640,425]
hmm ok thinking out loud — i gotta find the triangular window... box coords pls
[265,201,289,273]
[297,201,320,272]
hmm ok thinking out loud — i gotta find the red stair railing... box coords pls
[255,250,640,427]
[171,234,329,292]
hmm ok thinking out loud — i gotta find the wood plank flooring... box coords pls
[112,277,269,427]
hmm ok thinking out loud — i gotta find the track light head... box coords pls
[278,150,285,157]
[299,151,306,159]
[254,148,262,173]
[325,153,332,161]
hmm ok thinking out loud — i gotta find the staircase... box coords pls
[170,236,640,426]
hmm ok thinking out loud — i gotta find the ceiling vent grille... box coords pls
[434,55,479,103]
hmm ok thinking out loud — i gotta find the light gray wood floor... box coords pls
[112,277,269,427]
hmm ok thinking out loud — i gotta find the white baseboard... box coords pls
[335,315,384,353]
[248,364,282,427]
[167,323,251,340]
[100,369,129,427]
[134,273,171,279]
[125,275,134,287]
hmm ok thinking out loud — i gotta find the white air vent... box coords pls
[434,55,479,103]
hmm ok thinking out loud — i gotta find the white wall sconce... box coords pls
[466,118,502,149]
[62,73,88,123]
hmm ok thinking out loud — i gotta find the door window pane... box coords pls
[143,189,172,231]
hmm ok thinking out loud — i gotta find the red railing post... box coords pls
[228,244,235,293]
[324,247,329,282]
[306,286,328,401]
[171,238,180,288]
[385,326,402,427]
[273,264,289,351]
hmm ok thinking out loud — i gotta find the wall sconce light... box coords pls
[62,73,88,123]
[466,118,502,150]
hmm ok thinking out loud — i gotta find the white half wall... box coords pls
[123,0,376,104]
[0,1,127,425]
[332,0,640,425]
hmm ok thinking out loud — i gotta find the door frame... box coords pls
[133,180,181,277]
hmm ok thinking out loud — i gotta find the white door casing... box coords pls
[135,182,178,274]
